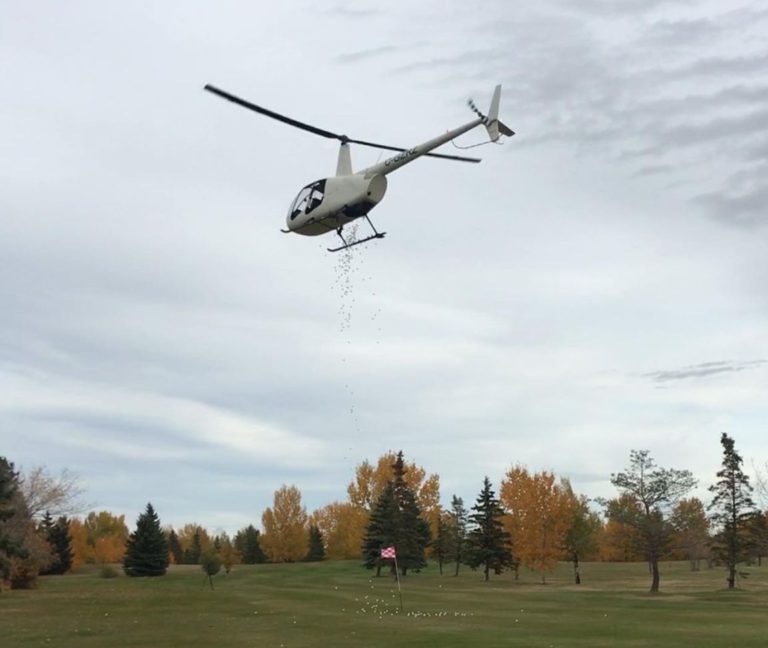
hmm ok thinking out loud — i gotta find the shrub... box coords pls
[99,565,119,579]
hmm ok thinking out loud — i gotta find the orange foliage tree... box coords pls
[670,497,711,570]
[310,502,368,560]
[175,523,213,561]
[261,485,309,562]
[500,466,573,583]
[596,495,645,562]
[68,511,128,569]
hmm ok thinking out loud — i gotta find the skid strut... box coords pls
[327,215,386,253]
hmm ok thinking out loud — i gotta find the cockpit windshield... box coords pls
[288,179,326,220]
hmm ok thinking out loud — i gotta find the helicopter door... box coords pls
[305,179,326,214]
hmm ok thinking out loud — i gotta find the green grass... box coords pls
[2,560,767,647]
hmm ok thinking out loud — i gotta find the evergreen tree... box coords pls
[466,477,512,581]
[123,503,169,577]
[391,452,429,575]
[39,513,73,575]
[183,530,202,565]
[304,524,325,562]
[361,452,430,576]
[167,529,183,565]
[362,481,398,575]
[605,450,696,593]
[234,524,267,564]
[0,457,27,582]
[51,517,73,574]
[433,511,454,576]
[449,495,468,577]
[709,433,755,589]
[38,511,55,572]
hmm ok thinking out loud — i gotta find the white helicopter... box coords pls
[204,83,514,251]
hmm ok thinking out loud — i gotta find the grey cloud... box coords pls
[645,7,768,48]
[389,50,496,76]
[694,184,768,227]
[634,163,675,176]
[644,17,721,46]
[643,360,767,382]
[319,5,379,18]
[664,52,768,81]
[335,46,399,64]
[555,0,695,15]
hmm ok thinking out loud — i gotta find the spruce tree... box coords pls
[0,457,27,582]
[235,525,267,564]
[466,477,512,581]
[123,503,169,577]
[362,481,398,575]
[391,452,429,575]
[184,530,202,565]
[52,517,73,574]
[40,513,73,575]
[361,451,430,576]
[305,524,325,562]
[449,495,468,577]
[167,529,183,565]
[709,433,755,589]
[433,511,453,576]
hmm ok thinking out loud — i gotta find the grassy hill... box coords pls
[2,560,767,647]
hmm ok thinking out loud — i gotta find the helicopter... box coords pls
[204,83,514,252]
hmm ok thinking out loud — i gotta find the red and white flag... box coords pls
[380,546,396,559]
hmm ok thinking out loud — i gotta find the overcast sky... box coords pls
[2,0,767,535]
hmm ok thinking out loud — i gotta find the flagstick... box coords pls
[393,554,403,612]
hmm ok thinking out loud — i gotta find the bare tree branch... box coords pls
[19,466,88,520]
[751,460,768,508]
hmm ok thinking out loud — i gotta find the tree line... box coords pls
[2,433,766,592]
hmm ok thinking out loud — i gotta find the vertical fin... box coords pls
[336,142,352,176]
[485,85,502,141]
[484,85,514,140]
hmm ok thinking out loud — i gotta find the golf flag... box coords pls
[380,546,396,559]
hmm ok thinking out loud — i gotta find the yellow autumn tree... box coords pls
[347,453,441,545]
[311,501,368,560]
[596,495,645,562]
[176,523,213,556]
[68,518,90,571]
[216,532,240,573]
[68,511,129,569]
[597,519,644,561]
[261,484,308,562]
[500,466,573,583]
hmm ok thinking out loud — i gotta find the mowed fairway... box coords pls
[3,561,767,647]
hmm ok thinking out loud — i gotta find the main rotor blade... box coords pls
[204,84,481,162]
[204,84,344,141]
[347,138,481,163]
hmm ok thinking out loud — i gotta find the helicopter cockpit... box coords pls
[288,179,326,221]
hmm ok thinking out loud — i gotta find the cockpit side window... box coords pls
[306,179,326,214]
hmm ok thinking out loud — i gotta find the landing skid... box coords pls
[327,215,386,253]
